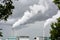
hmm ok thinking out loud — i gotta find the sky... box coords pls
[0,0,59,38]
[12,0,58,28]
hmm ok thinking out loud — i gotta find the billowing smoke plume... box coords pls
[44,10,60,27]
[12,0,58,28]
[12,0,49,28]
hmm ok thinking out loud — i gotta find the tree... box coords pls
[53,0,60,9]
[0,32,3,37]
[0,29,3,37]
[50,17,60,40]
[0,0,14,21]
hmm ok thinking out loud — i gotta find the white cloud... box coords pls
[12,0,50,28]
[44,10,60,27]
[12,0,58,28]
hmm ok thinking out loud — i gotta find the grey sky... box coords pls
[0,0,58,25]
[12,0,58,28]
[0,0,58,38]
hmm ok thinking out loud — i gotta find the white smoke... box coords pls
[44,10,60,28]
[12,0,58,28]
[12,0,49,28]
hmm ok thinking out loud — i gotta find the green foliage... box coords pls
[0,0,14,21]
[53,0,60,10]
[0,29,3,37]
[50,17,60,40]
[0,32,3,37]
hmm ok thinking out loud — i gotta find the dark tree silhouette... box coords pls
[0,29,3,37]
[0,32,3,37]
[50,17,60,40]
[0,0,14,21]
[53,0,60,9]
[50,1,60,40]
